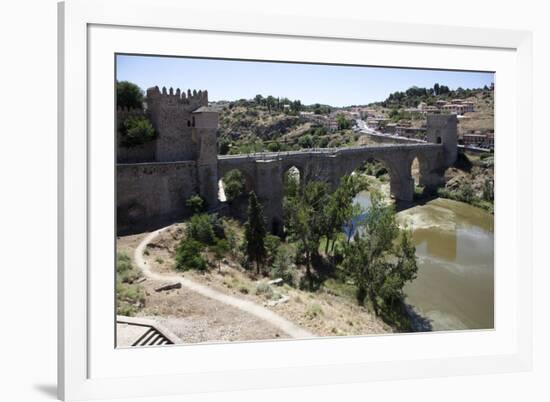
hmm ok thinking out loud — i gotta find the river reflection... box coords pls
[352,192,494,331]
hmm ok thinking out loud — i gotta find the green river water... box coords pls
[353,192,494,331]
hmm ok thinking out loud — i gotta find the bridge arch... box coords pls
[218,167,256,203]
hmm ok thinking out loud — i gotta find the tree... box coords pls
[266,95,276,113]
[185,194,206,214]
[267,141,281,152]
[218,137,231,155]
[336,114,351,130]
[223,169,246,202]
[117,81,144,109]
[284,181,329,290]
[244,192,267,275]
[119,116,156,147]
[341,194,417,314]
[211,238,229,272]
[298,134,314,149]
[270,247,296,286]
[186,214,216,245]
[175,238,207,271]
[264,234,282,265]
[322,174,368,255]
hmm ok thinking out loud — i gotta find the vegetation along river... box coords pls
[352,191,494,332]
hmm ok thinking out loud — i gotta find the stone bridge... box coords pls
[217,114,457,234]
[116,85,457,235]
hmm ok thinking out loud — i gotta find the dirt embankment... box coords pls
[117,223,390,343]
[116,230,289,344]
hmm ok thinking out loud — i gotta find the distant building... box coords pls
[461,132,494,149]
[299,111,338,131]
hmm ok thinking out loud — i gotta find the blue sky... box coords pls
[117,55,494,107]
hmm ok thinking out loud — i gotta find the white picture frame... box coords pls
[58,0,533,400]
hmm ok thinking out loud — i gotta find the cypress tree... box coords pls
[244,191,267,275]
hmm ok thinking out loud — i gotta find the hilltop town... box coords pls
[213,83,494,155]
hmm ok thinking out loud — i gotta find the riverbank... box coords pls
[435,152,494,214]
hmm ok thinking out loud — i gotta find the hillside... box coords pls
[366,84,494,137]
[215,98,358,154]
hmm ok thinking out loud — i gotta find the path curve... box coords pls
[134,226,314,339]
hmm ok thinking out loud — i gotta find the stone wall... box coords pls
[147,86,208,162]
[117,161,198,234]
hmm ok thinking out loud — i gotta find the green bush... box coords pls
[116,252,140,284]
[270,247,296,286]
[185,194,206,214]
[223,169,246,202]
[120,116,156,147]
[255,282,274,298]
[175,238,207,271]
[305,303,324,319]
[186,214,216,245]
[267,142,281,152]
[298,134,314,149]
[265,234,282,262]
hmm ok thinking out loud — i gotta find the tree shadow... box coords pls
[404,303,433,332]
[379,301,433,332]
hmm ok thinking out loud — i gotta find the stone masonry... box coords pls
[117,87,457,234]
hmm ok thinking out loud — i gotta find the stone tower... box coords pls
[426,114,458,167]
[145,86,209,162]
[193,106,219,207]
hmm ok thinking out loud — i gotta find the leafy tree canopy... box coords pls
[117,81,144,110]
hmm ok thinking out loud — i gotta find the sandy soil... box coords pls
[117,231,289,344]
[142,225,390,338]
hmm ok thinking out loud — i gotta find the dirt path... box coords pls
[134,227,314,339]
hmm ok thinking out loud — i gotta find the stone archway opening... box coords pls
[218,169,254,203]
[410,156,424,201]
[282,165,302,199]
[218,168,255,221]
[353,157,392,201]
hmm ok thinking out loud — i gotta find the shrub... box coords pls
[175,238,207,271]
[458,182,475,203]
[223,169,246,202]
[186,214,216,245]
[298,134,314,149]
[218,138,231,155]
[116,282,145,316]
[265,234,282,262]
[270,248,296,286]
[116,252,140,283]
[305,303,324,319]
[316,136,330,148]
[185,194,206,214]
[255,282,274,298]
[119,116,156,147]
[267,142,281,152]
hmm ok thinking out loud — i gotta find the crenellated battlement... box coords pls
[146,86,208,110]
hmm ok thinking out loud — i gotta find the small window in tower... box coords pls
[437,137,442,144]
[192,116,196,127]
[187,120,191,127]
